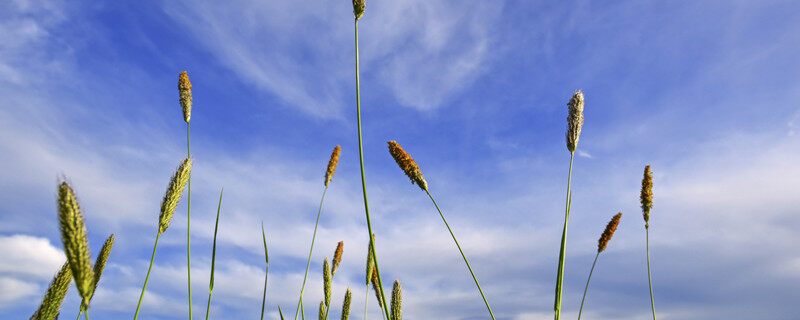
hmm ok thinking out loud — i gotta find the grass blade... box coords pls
[205,188,224,320]
[261,222,270,320]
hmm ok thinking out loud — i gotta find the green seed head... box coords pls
[390,280,402,320]
[365,234,375,285]
[159,158,192,234]
[31,262,72,320]
[57,181,94,304]
[640,165,654,227]
[323,258,332,307]
[318,301,326,320]
[352,0,365,20]
[90,234,115,301]
[341,287,352,320]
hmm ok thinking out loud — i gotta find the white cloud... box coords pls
[0,277,39,307]
[0,235,64,279]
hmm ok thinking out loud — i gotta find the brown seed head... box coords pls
[159,158,193,234]
[353,0,365,20]
[325,146,341,187]
[332,241,344,276]
[57,181,94,304]
[370,268,384,309]
[90,234,114,301]
[640,165,653,227]
[387,141,428,191]
[566,90,585,153]
[598,213,622,253]
[178,71,192,123]
[390,280,402,320]
[31,262,72,320]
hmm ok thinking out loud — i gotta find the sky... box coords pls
[1,0,799,319]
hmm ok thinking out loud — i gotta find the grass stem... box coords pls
[187,122,193,320]
[354,19,392,320]
[133,232,161,320]
[577,252,599,320]
[426,190,495,320]
[294,187,328,320]
[261,222,270,320]
[554,152,575,320]
[646,226,656,320]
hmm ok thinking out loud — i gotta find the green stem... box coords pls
[205,189,224,320]
[364,284,369,320]
[294,187,328,320]
[354,19,392,320]
[554,152,575,320]
[577,252,599,320]
[261,222,270,320]
[301,299,305,320]
[187,122,193,320]
[426,191,496,320]
[134,232,161,320]
[646,226,656,320]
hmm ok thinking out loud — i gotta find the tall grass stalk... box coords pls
[641,165,656,320]
[577,252,598,320]
[293,187,328,320]
[261,222,270,320]
[426,191,495,320]
[353,8,391,320]
[205,189,224,320]
[178,70,195,320]
[577,213,621,320]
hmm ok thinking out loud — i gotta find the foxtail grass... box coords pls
[341,287,352,320]
[57,181,94,319]
[31,262,72,320]
[554,90,584,320]
[386,141,495,320]
[179,70,195,320]
[332,241,344,276]
[261,222,270,320]
[352,2,391,318]
[294,146,341,320]
[577,213,622,320]
[641,165,656,320]
[390,281,401,320]
[205,188,224,320]
[76,234,115,320]
[134,158,192,320]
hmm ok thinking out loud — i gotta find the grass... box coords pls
[28,4,664,320]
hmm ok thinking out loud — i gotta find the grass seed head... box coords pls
[323,258,332,307]
[390,280,402,320]
[371,268,384,309]
[640,165,654,227]
[325,146,341,187]
[353,0,365,20]
[90,234,115,301]
[341,287,352,320]
[366,235,375,285]
[332,241,344,276]
[598,213,622,253]
[31,262,72,320]
[318,301,326,320]
[159,158,192,234]
[178,71,192,123]
[57,181,94,304]
[566,90,585,153]
[387,141,428,191]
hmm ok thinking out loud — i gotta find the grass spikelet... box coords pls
[370,269,384,310]
[331,241,344,276]
[352,0,365,20]
[30,262,72,320]
[57,181,94,306]
[365,235,375,285]
[641,165,654,227]
[598,213,622,253]
[325,146,341,187]
[323,258,332,307]
[318,301,326,320]
[178,71,192,123]
[387,141,428,191]
[341,288,352,320]
[390,280,401,320]
[91,234,114,298]
[566,90,585,153]
[158,158,192,235]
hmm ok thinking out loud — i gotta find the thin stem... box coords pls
[646,227,656,320]
[261,222,270,320]
[300,299,305,320]
[187,122,193,320]
[354,19,392,320]
[364,284,369,320]
[134,232,161,320]
[426,190,496,320]
[294,187,328,320]
[577,252,600,320]
[205,189,224,320]
[83,307,89,320]
[554,152,575,320]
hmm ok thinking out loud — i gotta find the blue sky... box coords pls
[1,0,799,319]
